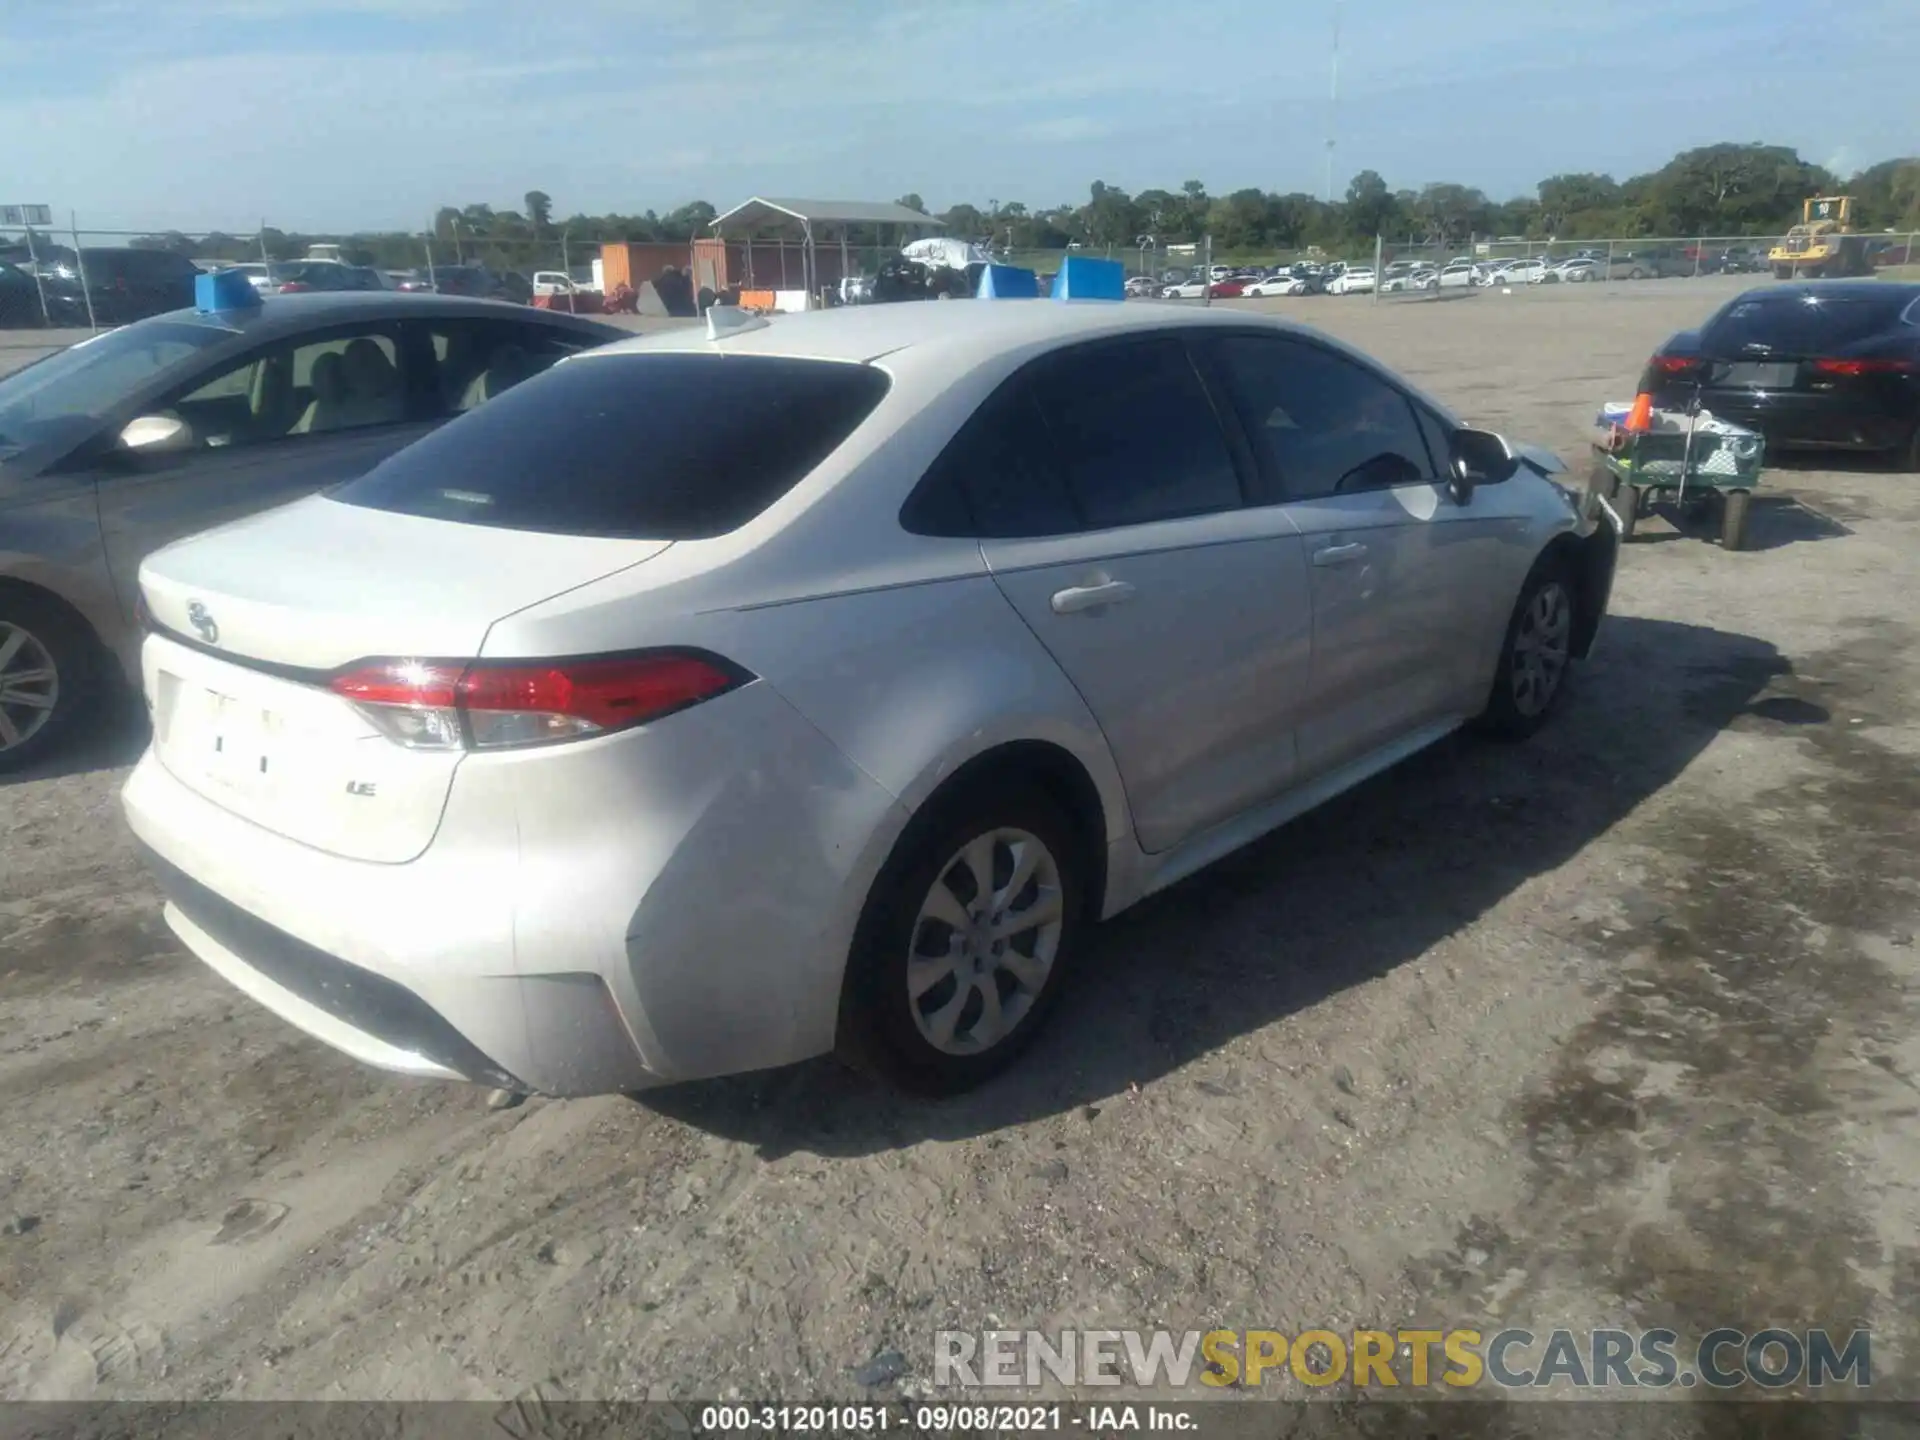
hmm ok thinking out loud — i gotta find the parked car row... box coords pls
[4,247,202,325]
[1371,248,1733,293]
[238,261,536,304]
[393,265,535,304]
[0,261,45,326]
[1148,259,1375,300]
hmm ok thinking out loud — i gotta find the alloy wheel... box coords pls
[907,827,1065,1056]
[1510,582,1572,718]
[0,622,59,753]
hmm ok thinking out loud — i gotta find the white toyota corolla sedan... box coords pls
[123,299,1618,1097]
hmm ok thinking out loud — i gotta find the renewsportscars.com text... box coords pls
[935,1327,1871,1391]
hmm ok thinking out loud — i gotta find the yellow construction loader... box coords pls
[1769,196,1872,279]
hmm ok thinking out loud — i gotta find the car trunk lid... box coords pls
[1700,292,1912,393]
[140,495,671,862]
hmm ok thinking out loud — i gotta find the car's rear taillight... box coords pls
[327,652,749,751]
[1651,354,1704,375]
[277,281,311,293]
[330,660,466,748]
[1812,357,1915,376]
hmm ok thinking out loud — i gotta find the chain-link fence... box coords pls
[0,217,692,331]
[6,218,1918,330]
[0,221,957,327]
[0,220,449,330]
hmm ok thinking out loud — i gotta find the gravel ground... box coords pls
[2,279,1917,1412]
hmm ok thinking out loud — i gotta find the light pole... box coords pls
[1325,0,1344,205]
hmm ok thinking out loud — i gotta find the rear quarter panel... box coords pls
[488,563,1134,918]
[723,577,1131,845]
[481,568,1136,1073]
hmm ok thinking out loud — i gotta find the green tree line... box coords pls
[104,143,1920,269]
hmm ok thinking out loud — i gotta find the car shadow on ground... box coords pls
[638,614,1802,1158]
[0,683,148,786]
[1765,449,1903,477]
[1630,493,1853,552]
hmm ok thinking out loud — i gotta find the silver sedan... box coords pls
[124,300,1618,1098]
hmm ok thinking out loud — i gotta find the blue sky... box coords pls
[5,0,1916,234]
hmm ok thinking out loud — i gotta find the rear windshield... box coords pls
[333,352,891,539]
[1705,292,1910,354]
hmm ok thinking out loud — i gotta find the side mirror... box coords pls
[1448,427,1519,503]
[119,413,194,455]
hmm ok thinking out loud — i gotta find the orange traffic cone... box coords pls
[1625,392,1654,433]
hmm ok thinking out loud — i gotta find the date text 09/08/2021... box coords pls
[698,1405,1186,1432]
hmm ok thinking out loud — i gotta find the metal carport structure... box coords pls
[711,197,943,302]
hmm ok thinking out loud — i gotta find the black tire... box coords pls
[0,590,99,775]
[838,782,1088,1096]
[1615,482,1641,541]
[1472,557,1577,742]
[1720,489,1753,551]
[1772,265,1792,281]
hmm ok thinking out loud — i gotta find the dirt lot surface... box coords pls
[3,279,1917,1412]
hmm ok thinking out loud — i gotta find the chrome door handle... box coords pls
[1050,579,1137,614]
[1312,542,1369,567]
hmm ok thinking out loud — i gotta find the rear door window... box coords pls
[1705,293,1907,354]
[1026,335,1242,530]
[901,379,1080,538]
[334,352,891,539]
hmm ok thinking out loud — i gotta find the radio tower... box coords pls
[1324,0,1343,204]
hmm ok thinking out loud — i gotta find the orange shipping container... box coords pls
[598,243,696,292]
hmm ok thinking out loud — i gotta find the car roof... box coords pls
[1734,280,1920,304]
[588,300,1318,370]
[144,290,603,338]
[573,298,1466,425]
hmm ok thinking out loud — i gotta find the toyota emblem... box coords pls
[186,601,219,645]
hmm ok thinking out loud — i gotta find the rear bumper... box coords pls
[122,678,911,1095]
[139,841,527,1089]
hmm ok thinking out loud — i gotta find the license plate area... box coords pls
[168,682,285,796]
[144,633,466,863]
[1720,361,1798,388]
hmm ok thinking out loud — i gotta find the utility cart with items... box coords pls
[1590,398,1766,551]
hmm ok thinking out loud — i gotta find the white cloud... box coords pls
[6,0,1918,230]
